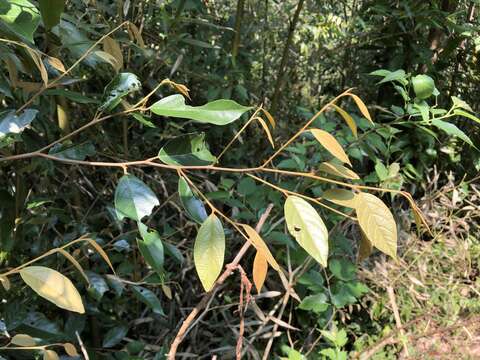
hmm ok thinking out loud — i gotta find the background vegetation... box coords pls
[0,0,479,359]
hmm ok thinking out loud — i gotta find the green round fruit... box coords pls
[412,74,435,99]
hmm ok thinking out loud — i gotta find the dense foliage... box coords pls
[0,1,478,359]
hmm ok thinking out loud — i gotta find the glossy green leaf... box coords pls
[0,109,38,139]
[99,72,141,112]
[284,196,329,267]
[20,266,85,313]
[102,324,128,348]
[38,0,64,29]
[355,192,397,259]
[131,286,164,315]
[137,222,164,275]
[194,214,225,291]
[158,133,216,166]
[0,0,40,43]
[412,74,435,99]
[431,119,475,147]
[115,174,159,221]
[86,271,109,301]
[178,176,207,223]
[151,94,252,125]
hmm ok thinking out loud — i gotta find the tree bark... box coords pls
[232,0,246,62]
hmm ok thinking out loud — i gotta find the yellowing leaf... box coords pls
[0,275,10,291]
[358,230,373,262]
[241,224,280,271]
[355,193,397,259]
[11,334,36,346]
[310,129,351,165]
[194,214,225,291]
[103,36,123,71]
[256,116,275,148]
[127,22,145,48]
[253,252,268,293]
[331,104,357,137]
[63,343,79,356]
[19,266,85,313]
[284,196,329,267]
[26,48,48,86]
[46,56,66,73]
[323,188,358,208]
[262,108,276,128]
[43,350,59,360]
[161,284,173,299]
[84,238,116,275]
[348,93,373,124]
[318,161,360,180]
[56,248,89,284]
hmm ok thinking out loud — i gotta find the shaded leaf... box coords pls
[102,36,123,71]
[253,252,268,293]
[355,192,397,259]
[329,258,356,281]
[115,174,159,221]
[151,94,252,125]
[178,176,207,223]
[158,133,216,166]
[48,142,95,161]
[310,129,351,165]
[44,89,99,104]
[194,214,225,291]
[137,222,164,275]
[99,72,141,112]
[102,325,128,348]
[431,119,475,147]
[284,196,329,267]
[132,286,164,315]
[322,189,358,208]
[358,230,373,262]
[19,266,85,313]
[38,0,64,29]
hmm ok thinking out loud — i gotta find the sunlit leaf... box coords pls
[322,189,358,208]
[330,104,357,137]
[348,93,373,124]
[240,224,280,271]
[284,196,329,267]
[178,176,207,223]
[454,109,480,125]
[194,214,225,291]
[318,161,360,180]
[115,174,159,221]
[0,109,38,139]
[99,72,141,112]
[19,266,85,313]
[310,129,351,165]
[355,193,397,259]
[158,133,216,166]
[43,350,59,360]
[253,252,268,293]
[0,0,40,43]
[63,343,78,356]
[262,108,276,128]
[38,0,64,29]
[451,96,473,112]
[11,333,36,346]
[151,94,252,125]
[137,222,164,275]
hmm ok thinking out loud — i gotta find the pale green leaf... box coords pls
[0,0,40,43]
[431,119,475,147]
[284,196,329,267]
[322,189,358,208]
[11,334,36,346]
[454,109,480,125]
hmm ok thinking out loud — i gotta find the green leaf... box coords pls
[158,133,216,166]
[284,196,329,267]
[194,214,225,291]
[102,325,128,348]
[137,222,164,275]
[378,69,407,85]
[412,74,435,99]
[451,96,473,112]
[20,266,85,313]
[178,176,207,224]
[413,100,429,121]
[329,258,356,281]
[431,119,475,147]
[48,142,95,160]
[131,286,164,315]
[298,293,329,313]
[44,89,99,104]
[86,271,109,301]
[115,174,159,221]
[355,192,397,259]
[38,0,64,29]
[0,109,38,139]
[151,94,252,125]
[0,0,40,43]
[131,113,155,127]
[99,73,141,112]
[454,109,480,125]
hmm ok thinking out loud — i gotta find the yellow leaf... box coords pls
[103,36,123,71]
[46,56,66,73]
[284,196,329,267]
[11,334,36,346]
[318,161,360,180]
[127,22,145,48]
[323,188,358,208]
[255,116,275,148]
[253,252,268,293]
[355,193,397,259]
[310,129,351,165]
[55,248,89,284]
[84,238,116,275]
[348,93,373,124]
[241,224,280,271]
[26,48,48,86]
[358,230,373,262]
[63,343,79,356]
[161,284,172,299]
[43,350,59,360]
[331,104,357,138]
[261,108,276,128]
[194,214,225,291]
[0,275,10,291]
[19,266,85,313]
